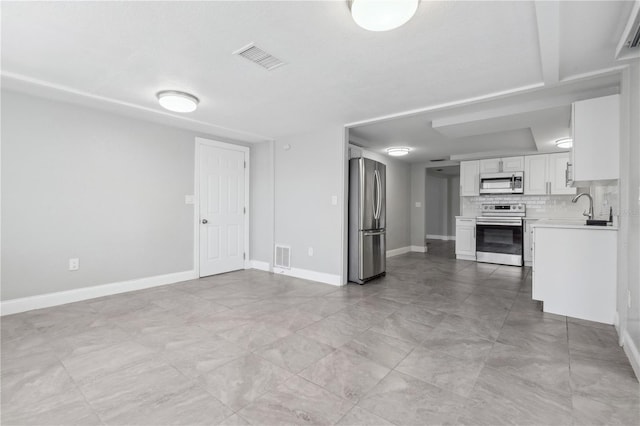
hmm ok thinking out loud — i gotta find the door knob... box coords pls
[201,219,208,224]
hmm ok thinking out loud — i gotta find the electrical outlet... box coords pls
[185,195,194,205]
[68,258,79,271]
[415,202,422,208]
[331,195,338,205]
[308,247,314,256]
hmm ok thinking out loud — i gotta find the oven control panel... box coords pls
[481,203,526,217]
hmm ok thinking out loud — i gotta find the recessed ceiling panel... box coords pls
[0,1,632,142]
[559,1,635,79]
[1,1,542,140]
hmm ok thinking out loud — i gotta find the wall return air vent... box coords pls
[233,43,286,71]
[274,245,291,269]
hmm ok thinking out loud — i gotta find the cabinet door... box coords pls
[501,156,525,172]
[549,152,576,195]
[455,220,476,256]
[460,161,479,196]
[479,158,501,174]
[523,220,537,263]
[524,155,548,195]
[572,95,620,182]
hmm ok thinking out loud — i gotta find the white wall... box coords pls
[425,172,447,237]
[425,171,460,239]
[413,166,459,243]
[250,141,274,264]
[274,127,344,279]
[1,90,273,301]
[448,176,460,236]
[618,62,640,376]
[385,157,411,251]
[348,145,411,252]
[410,164,426,247]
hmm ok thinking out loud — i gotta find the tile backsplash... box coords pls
[462,184,618,220]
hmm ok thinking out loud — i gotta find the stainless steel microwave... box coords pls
[479,172,524,195]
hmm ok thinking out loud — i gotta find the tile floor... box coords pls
[2,240,639,425]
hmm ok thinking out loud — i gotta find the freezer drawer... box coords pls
[348,229,386,284]
[353,229,386,283]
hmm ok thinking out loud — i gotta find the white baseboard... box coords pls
[456,254,476,261]
[0,270,197,316]
[386,246,411,258]
[426,234,456,241]
[272,267,342,286]
[622,329,640,382]
[250,260,271,272]
[386,246,427,257]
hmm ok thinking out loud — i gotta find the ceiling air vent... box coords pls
[233,43,286,71]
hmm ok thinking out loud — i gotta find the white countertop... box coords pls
[531,218,618,231]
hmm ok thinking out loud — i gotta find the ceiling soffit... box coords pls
[0,1,635,154]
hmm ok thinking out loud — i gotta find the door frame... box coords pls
[194,137,250,277]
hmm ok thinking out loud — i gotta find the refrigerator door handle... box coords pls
[372,170,378,220]
[374,169,382,220]
[363,230,386,236]
[377,170,382,220]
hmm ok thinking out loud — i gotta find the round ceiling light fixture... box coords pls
[387,147,410,156]
[555,137,573,149]
[349,0,420,32]
[157,90,199,113]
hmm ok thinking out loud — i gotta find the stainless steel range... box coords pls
[476,203,525,267]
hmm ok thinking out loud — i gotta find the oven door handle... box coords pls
[476,220,523,227]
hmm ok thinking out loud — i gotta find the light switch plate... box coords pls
[415,202,422,208]
[331,195,338,205]
[185,195,194,205]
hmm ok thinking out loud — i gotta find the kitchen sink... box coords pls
[586,219,609,226]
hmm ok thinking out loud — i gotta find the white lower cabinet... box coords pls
[523,219,537,266]
[532,225,617,324]
[455,217,476,260]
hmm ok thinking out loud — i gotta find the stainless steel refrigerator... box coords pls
[348,157,386,284]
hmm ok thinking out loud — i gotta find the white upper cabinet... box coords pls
[479,156,524,174]
[572,94,620,183]
[501,156,525,172]
[524,153,576,195]
[524,155,548,195]
[479,158,501,174]
[460,161,479,196]
[548,152,576,195]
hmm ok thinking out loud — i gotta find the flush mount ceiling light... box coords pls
[349,0,419,32]
[387,147,410,156]
[555,137,573,149]
[157,90,199,113]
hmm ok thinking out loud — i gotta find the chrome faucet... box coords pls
[572,193,594,220]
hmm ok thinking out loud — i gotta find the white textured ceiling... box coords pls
[1,1,637,157]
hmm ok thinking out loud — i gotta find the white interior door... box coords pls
[199,143,246,277]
